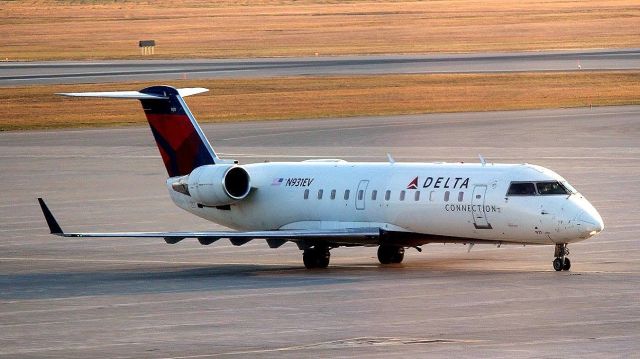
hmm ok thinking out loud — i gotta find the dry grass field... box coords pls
[1,0,639,60]
[2,71,639,131]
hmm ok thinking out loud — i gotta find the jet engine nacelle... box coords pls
[185,165,251,207]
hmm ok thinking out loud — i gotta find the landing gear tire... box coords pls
[303,247,330,269]
[377,245,405,264]
[553,243,571,271]
[553,257,564,271]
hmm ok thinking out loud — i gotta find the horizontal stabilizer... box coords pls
[57,88,208,100]
[176,88,209,97]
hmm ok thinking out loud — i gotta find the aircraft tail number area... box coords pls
[271,177,315,187]
[285,177,315,187]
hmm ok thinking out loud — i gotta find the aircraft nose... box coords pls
[577,208,604,236]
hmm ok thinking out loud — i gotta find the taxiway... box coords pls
[1,106,639,357]
[1,49,639,86]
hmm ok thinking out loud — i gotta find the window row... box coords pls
[303,189,466,202]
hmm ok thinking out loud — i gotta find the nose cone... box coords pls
[577,207,604,237]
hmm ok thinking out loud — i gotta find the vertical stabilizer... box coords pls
[139,86,217,177]
[59,86,217,177]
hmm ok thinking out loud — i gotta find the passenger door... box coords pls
[472,185,492,229]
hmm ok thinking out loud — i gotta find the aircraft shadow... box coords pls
[0,264,359,300]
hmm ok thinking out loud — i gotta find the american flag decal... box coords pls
[272,178,284,186]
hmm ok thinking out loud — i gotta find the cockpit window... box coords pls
[507,182,536,195]
[536,181,570,195]
[561,181,578,194]
[507,181,572,196]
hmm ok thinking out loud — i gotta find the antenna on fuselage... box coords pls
[478,154,487,166]
[387,153,396,164]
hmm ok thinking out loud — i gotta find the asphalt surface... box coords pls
[1,106,639,358]
[1,49,639,86]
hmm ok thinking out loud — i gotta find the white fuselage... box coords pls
[167,161,604,246]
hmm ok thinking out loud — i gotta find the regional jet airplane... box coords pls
[38,86,604,271]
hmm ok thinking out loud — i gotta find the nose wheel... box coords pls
[553,243,571,271]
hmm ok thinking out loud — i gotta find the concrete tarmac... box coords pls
[1,48,639,86]
[1,106,639,357]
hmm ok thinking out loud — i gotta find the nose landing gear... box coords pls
[553,243,571,271]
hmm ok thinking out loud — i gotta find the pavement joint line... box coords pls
[152,337,486,358]
[471,334,640,348]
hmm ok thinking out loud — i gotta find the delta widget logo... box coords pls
[407,177,419,189]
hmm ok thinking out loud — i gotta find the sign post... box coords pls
[139,40,156,55]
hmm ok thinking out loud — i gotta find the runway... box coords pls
[1,106,640,357]
[1,48,639,86]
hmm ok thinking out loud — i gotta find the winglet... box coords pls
[37,198,64,235]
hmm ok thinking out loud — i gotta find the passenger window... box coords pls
[458,191,464,202]
[507,182,536,196]
[371,190,377,201]
[330,189,336,200]
[317,189,323,200]
[429,191,435,201]
[415,191,420,201]
[444,191,450,202]
[385,190,391,201]
[304,189,309,199]
[536,181,569,195]
[344,190,350,200]
[358,190,364,200]
[400,190,406,201]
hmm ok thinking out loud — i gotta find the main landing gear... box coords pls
[377,245,405,264]
[303,246,331,269]
[553,243,571,271]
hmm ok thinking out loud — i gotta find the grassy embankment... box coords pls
[3,71,639,131]
[1,0,639,60]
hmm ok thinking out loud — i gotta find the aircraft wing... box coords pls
[38,198,513,248]
[38,198,380,248]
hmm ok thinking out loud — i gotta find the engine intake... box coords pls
[176,165,251,207]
